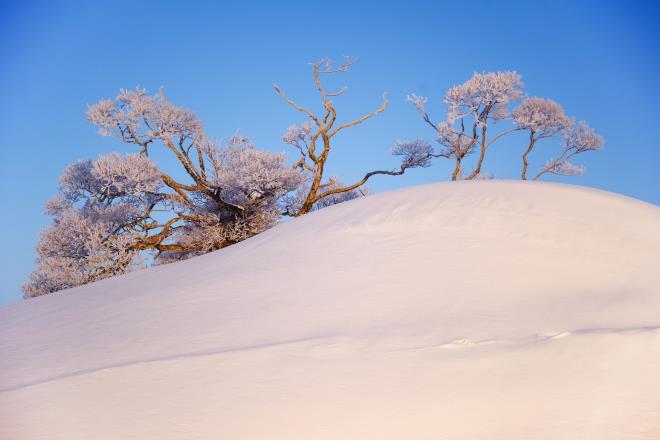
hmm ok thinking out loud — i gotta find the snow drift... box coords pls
[1,181,659,439]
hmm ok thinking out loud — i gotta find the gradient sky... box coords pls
[1,0,658,304]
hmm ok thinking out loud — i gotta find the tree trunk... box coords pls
[521,131,536,180]
[451,158,462,181]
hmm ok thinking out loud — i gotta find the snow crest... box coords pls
[1,181,659,439]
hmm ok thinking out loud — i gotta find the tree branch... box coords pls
[313,164,412,206]
[328,93,388,138]
[273,81,321,126]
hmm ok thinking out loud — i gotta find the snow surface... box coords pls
[1,181,659,439]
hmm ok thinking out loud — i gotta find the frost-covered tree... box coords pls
[407,72,524,180]
[279,175,372,215]
[530,121,604,179]
[275,57,430,216]
[512,98,572,179]
[407,72,603,180]
[24,89,303,297]
[23,210,142,297]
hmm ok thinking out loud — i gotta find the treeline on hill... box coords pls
[23,57,604,298]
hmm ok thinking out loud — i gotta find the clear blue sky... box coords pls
[1,0,658,304]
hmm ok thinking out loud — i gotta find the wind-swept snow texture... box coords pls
[1,181,659,439]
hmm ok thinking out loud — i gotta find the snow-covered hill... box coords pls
[1,181,659,439]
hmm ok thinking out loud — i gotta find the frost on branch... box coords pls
[407,71,525,181]
[406,71,603,181]
[405,94,428,115]
[51,154,162,217]
[25,88,304,297]
[279,175,371,215]
[214,135,305,209]
[513,98,572,138]
[282,122,313,150]
[435,122,477,159]
[87,88,205,151]
[513,98,573,179]
[444,71,524,124]
[563,121,605,153]
[274,58,427,217]
[23,153,162,297]
[92,153,162,196]
[23,213,141,298]
[541,160,585,177]
[391,139,434,168]
[533,121,604,180]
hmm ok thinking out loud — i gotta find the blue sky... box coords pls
[1,0,658,304]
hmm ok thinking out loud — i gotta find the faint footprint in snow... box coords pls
[448,338,476,346]
[533,331,572,344]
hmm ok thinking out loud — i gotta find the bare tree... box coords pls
[275,57,430,216]
[24,89,303,297]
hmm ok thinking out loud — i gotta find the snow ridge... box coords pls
[1,181,659,440]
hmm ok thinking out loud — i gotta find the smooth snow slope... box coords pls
[1,181,659,440]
